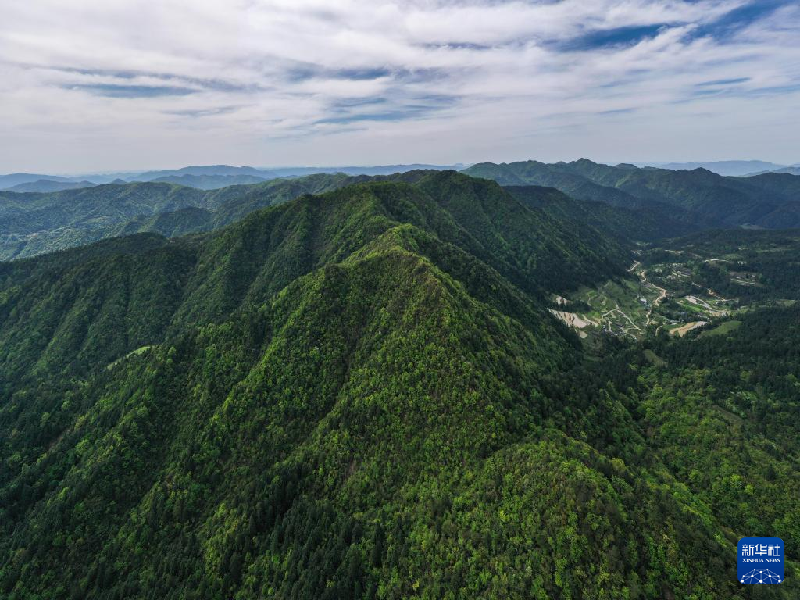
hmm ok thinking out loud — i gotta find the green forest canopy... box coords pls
[0,171,797,599]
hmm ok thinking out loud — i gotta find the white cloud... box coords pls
[0,0,798,172]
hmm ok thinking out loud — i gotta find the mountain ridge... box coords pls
[464,158,800,230]
[1,170,798,598]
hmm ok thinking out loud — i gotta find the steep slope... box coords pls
[208,173,363,227]
[0,237,596,599]
[0,182,205,234]
[568,160,795,225]
[1,173,797,599]
[506,185,699,242]
[170,173,627,327]
[0,173,619,388]
[466,161,640,207]
[112,206,215,237]
[735,172,800,201]
[412,172,628,293]
[0,182,206,260]
[465,159,800,230]
[0,174,356,260]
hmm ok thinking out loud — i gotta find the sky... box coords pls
[1,0,799,174]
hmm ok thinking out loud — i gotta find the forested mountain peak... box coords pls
[1,167,798,599]
[4,0,799,593]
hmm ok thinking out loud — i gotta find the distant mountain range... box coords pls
[3,158,800,261]
[638,160,789,176]
[3,161,798,192]
[4,179,97,193]
[0,173,76,189]
[754,166,800,176]
[148,174,273,189]
[0,164,464,191]
[464,158,800,231]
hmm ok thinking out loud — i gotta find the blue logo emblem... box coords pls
[738,537,784,584]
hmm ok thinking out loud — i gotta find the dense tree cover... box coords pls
[465,159,800,230]
[618,310,799,585]
[0,174,360,260]
[0,172,797,598]
[640,306,800,553]
[464,161,639,206]
[506,185,697,242]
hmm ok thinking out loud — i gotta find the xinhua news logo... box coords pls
[738,537,784,585]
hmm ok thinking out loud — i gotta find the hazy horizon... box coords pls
[3,158,798,179]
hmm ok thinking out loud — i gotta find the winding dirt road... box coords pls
[630,261,667,326]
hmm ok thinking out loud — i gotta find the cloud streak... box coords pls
[0,0,798,171]
[65,84,197,98]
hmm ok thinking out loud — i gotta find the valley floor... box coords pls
[548,233,798,345]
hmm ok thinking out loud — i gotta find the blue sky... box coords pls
[0,0,798,172]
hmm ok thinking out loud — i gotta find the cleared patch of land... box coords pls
[699,320,742,338]
[670,321,707,337]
